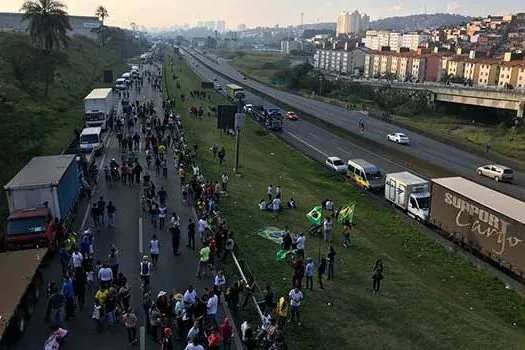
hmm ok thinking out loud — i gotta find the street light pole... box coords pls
[318,75,323,96]
[234,96,243,173]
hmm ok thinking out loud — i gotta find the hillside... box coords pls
[0,30,148,230]
[370,13,471,31]
[302,13,471,32]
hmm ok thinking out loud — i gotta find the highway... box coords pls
[181,47,525,201]
[13,65,235,350]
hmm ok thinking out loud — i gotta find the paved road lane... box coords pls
[12,64,235,350]
[182,48,525,201]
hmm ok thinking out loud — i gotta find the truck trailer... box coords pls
[251,105,283,131]
[84,88,114,129]
[385,171,430,222]
[429,177,525,277]
[225,84,245,102]
[3,155,80,248]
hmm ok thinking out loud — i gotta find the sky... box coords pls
[1,0,523,30]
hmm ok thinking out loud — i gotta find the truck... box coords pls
[251,105,283,131]
[3,155,81,249]
[225,84,246,101]
[385,171,430,222]
[428,177,525,277]
[84,88,114,129]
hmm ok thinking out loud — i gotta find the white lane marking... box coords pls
[140,326,145,350]
[283,130,328,157]
[138,217,144,254]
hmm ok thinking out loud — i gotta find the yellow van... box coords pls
[346,159,385,191]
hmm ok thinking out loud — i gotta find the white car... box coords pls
[387,132,410,144]
[325,156,347,174]
[243,104,253,114]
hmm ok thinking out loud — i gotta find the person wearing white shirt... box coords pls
[207,291,219,326]
[295,232,306,260]
[214,271,226,302]
[184,339,204,350]
[289,287,304,325]
[71,249,83,269]
[197,218,206,243]
[323,217,333,243]
[98,263,113,288]
[272,197,281,212]
[183,286,197,306]
[221,172,229,192]
[158,206,167,229]
[170,212,180,229]
[150,235,160,268]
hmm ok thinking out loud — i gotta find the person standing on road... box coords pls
[73,268,87,310]
[150,234,160,268]
[196,244,210,278]
[97,197,106,225]
[207,289,219,327]
[98,263,113,289]
[91,202,101,228]
[107,201,116,228]
[62,275,75,320]
[108,245,119,277]
[170,224,181,256]
[197,217,207,246]
[158,186,168,206]
[214,271,226,303]
[187,218,196,250]
[220,317,233,350]
[123,308,138,345]
[158,204,167,230]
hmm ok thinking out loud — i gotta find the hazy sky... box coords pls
[1,0,523,29]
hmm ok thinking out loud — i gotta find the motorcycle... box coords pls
[43,326,68,350]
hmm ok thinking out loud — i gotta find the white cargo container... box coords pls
[385,171,430,221]
[84,88,114,129]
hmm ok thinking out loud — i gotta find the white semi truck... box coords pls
[385,171,430,222]
[84,88,114,129]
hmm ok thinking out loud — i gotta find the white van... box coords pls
[346,158,385,191]
[79,127,103,153]
[115,78,127,90]
[122,72,131,84]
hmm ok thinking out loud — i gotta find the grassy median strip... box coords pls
[164,53,525,349]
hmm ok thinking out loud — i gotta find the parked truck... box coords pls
[225,84,245,102]
[0,155,81,345]
[251,105,283,131]
[3,154,81,249]
[428,177,525,277]
[385,171,430,222]
[84,88,114,129]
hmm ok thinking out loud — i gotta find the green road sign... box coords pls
[272,79,284,85]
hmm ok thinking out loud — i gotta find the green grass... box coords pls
[165,54,525,349]
[0,32,142,227]
[396,114,525,162]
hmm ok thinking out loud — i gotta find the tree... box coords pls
[130,22,138,32]
[95,5,109,46]
[20,0,72,96]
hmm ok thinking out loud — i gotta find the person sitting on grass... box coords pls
[272,196,282,213]
[259,200,267,211]
[287,198,296,209]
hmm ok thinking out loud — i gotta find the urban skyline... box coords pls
[1,0,524,29]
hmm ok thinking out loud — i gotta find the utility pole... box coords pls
[234,96,243,173]
[318,75,323,96]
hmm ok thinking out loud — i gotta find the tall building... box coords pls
[203,21,215,31]
[336,11,350,36]
[349,11,361,33]
[216,20,226,33]
[361,14,370,30]
[237,24,246,31]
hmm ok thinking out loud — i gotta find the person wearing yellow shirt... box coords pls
[196,245,210,278]
[276,296,289,329]
[95,287,109,307]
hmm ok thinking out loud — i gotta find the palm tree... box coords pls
[95,5,109,46]
[21,0,71,50]
[20,0,71,96]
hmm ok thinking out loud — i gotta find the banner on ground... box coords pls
[257,226,286,244]
[306,206,323,225]
[337,202,356,224]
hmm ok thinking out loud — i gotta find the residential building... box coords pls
[463,60,480,82]
[361,14,370,31]
[314,48,366,74]
[364,53,375,78]
[411,56,426,82]
[203,21,215,31]
[363,30,391,50]
[424,54,443,82]
[448,58,466,77]
[216,20,226,33]
[389,32,402,52]
[281,40,302,54]
[237,24,246,31]
[397,55,412,81]
[349,10,361,33]
[337,11,350,35]
[0,12,100,40]
[476,60,500,85]
[401,32,429,51]
[379,53,392,76]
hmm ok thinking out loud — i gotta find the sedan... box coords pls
[243,104,253,114]
[286,111,299,121]
[325,156,347,174]
[387,132,410,144]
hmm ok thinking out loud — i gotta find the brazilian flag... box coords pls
[337,202,356,224]
[306,206,323,225]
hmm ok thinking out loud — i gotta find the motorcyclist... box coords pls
[110,158,119,169]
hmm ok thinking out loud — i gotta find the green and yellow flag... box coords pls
[306,206,323,225]
[338,202,356,224]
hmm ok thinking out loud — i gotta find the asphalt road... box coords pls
[181,48,525,202]
[12,65,233,350]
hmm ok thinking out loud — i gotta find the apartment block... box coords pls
[477,60,500,85]
[448,59,466,77]
[314,48,366,74]
[463,60,480,82]
[499,61,525,88]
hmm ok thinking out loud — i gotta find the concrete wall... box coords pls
[0,12,101,40]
